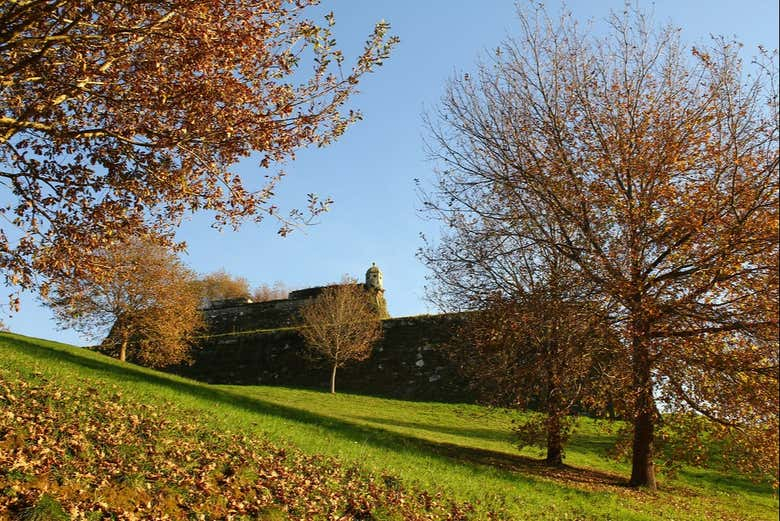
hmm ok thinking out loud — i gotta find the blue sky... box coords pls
[5,0,779,345]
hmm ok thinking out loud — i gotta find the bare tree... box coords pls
[299,279,383,394]
[47,239,204,367]
[423,5,778,488]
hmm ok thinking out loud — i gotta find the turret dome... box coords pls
[365,262,383,290]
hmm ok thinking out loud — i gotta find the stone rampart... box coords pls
[171,313,473,402]
[203,298,304,331]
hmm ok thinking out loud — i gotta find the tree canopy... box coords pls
[47,239,203,367]
[423,5,778,488]
[299,279,383,394]
[196,269,252,304]
[0,0,397,297]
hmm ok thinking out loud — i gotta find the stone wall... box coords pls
[203,283,388,332]
[203,298,303,332]
[170,313,473,402]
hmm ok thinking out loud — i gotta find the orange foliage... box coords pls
[0,1,398,295]
[196,269,252,303]
[452,292,620,467]
[423,5,778,488]
[299,279,383,393]
[47,239,204,367]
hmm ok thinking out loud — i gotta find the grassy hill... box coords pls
[1,333,777,520]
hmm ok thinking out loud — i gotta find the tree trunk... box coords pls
[330,363,337,394]
[629,330,657,489]
[120,333,128,362]
[546,414,564,466]
[544,345,564,467]
[630,400,656,489]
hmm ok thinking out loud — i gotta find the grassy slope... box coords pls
[1,332,777,520]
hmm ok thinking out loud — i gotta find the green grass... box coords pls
[1,332,777,520]
[18,494,69,521]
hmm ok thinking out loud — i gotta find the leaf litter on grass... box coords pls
[0,373,484,520]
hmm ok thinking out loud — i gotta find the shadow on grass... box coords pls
[356,413,620,468]
[352,415,514,445]
[570,430,774,496]
[5,334,770,498]
[349,416,633,488]
[567,432,617,460]
[676,467,773,496]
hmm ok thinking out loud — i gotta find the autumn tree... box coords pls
[459,297,620,466]
[423,6,778,488]
[195,270,291,305]
[252,281,290,302]
[0,1,397,298]
[196,269,252,304]
[299,279,383,394]
[47,239,204,367]
[424,220,622,465]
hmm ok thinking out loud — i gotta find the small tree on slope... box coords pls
[299,280,383,394]
[47,239,203,367]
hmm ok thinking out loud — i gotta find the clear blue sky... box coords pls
[5,0,779,346]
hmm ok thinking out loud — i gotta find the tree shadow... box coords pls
[566,432,617,459]
[352,415,514,444]
[345,416,628,488]
[676,467,774,496]
[569,430,775,497]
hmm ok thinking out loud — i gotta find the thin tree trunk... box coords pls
[546,414,564,466]
[330,363,337,394]
[629,330,657,489]
[120,332,128,362]
[545,343,564,467]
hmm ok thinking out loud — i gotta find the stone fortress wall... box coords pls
[171,264,473,402]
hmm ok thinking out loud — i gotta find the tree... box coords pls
[299,279,383,393]
[196,269,252,304]
[252,281,290,302]
[422,218,622,465]
[456,294,619,466]
[195,270,290,305]
[47,239,204,367]
[423,6,778,488]
[0,1,398,295]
